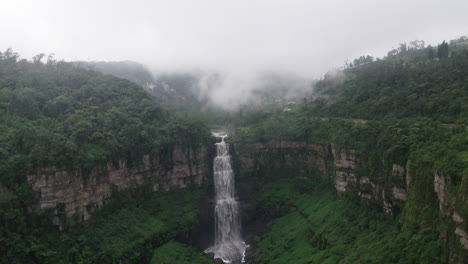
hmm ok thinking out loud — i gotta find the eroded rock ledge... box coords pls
[27,144,209,225]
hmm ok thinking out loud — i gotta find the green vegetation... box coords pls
[0,49,211,185]
[150,241,217,264]
[233,109,467,258]
[250,179,445,264]
[232,39,468,263]
[79,61,211,113]
[232,39,468,194]
[306,40,468,122]
[1,187,206,264]
[1,37,467,263]
[78,61,156,88]
[233,114,467,178]
[0,50,212,263]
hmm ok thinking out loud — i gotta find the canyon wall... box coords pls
[234,140,467,259]
[234,141,333,179]
[26,144,210,225]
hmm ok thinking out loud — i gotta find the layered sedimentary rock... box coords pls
[27,144,209,223]
[236,141,408,207]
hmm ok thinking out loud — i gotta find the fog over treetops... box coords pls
[2,0,467,109]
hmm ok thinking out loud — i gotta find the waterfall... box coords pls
[205,133,247,263]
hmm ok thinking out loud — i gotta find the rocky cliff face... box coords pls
[330,145,409,212]
[234,140,467,257]
[235,141,332,178]
[27,144,210,225]
[434,170,468,252]
[235,141,408,209]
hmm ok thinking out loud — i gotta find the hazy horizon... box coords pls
[2,1,467,75]
[2,0,467,109]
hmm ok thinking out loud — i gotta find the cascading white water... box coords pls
[205,133,247,264]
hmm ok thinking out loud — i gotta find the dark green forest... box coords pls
[231,40,468,263]
[306,40,468,122]
[79,61,210,113]
[247,179,445,264]
[0,49,211,263]
[0,49,211,184]
[1,38,467,263]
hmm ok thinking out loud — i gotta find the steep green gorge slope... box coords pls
[2,188,206,263]
[248,179,444,264]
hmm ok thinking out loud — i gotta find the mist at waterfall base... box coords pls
[205,133,247,263]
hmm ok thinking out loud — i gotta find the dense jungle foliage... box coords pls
[0,49,211,185]
[232,39,468,263]
[150,241,216,264]
[78,61,156,89]
[232,112,467,263]
[248,178,446,264]
[0,50,211,263]
[232,40,468,180]
[1,38,467,263]
[79,61,209,113]
[306,40,468,122]
[1,186,206,264]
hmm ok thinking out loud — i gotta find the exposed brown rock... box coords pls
[27,144,209,223]
[335,171,351,193]
[454,227,468,250]
[452,212,463,223]
[434,170,451,212]
[331,144,357,170]
[392,187,408,201]
[392,164,405,178]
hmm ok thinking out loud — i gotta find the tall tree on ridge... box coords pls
[437,41,449,59]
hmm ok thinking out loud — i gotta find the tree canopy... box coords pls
[0,49,211,186]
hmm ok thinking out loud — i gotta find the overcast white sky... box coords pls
[1,0,467,78]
